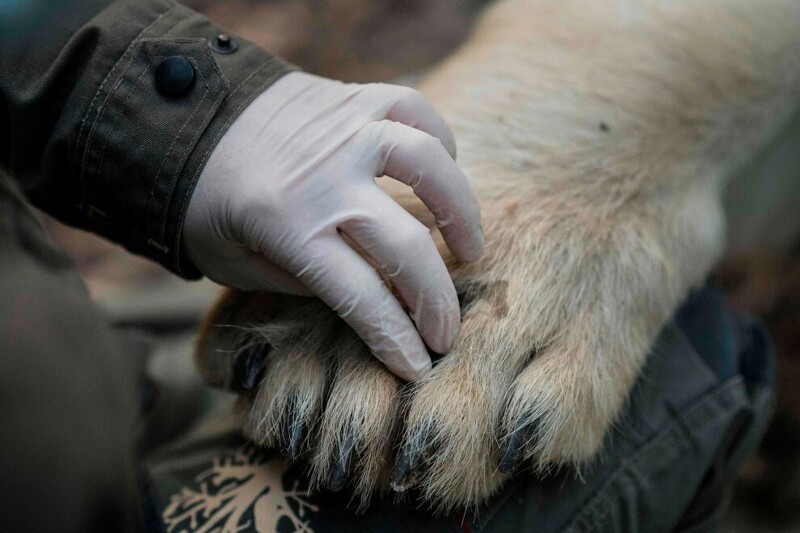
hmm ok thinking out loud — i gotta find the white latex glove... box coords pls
[183,71,483,381]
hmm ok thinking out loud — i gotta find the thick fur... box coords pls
[195,0,800,512]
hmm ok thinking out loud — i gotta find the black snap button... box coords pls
[154,56,195,98]
[209,33,238,54]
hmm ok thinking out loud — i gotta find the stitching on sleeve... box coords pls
[201,45,226,82]
[146,57,213,243]
[173,57,296,272]
[170,58,291,272]
[79,6,193,206]
[72,5,176,183]
[190,59,288,179]
[94,41,219,187]
[149,45,228,242]
[93,63,154,183]
[147,238,170,253]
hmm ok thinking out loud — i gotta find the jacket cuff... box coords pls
[72,1,295,278]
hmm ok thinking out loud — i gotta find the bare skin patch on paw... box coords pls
[456,280,509,319]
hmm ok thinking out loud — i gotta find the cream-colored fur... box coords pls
[196,0,800,512]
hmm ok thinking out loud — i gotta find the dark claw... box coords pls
[328,433,355,492]
[389,446,415,492]
[390,428,433,492]
[233,343,270,392]
[280,412,307,461]
[499,421,538,474]
[498,432,526,474]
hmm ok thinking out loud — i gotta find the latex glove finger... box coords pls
[339,190,460,354]
[290,236,432,381]
[378,85,458,159]
[363,120,484,262]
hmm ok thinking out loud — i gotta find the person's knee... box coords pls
[0,251,140,531]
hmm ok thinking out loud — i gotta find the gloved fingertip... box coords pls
[421,313,460,356]
[408,360,433,381]
[469,231,486,261]
[390,350,432,382]
[424,339,449,357]
[454,229,485,264]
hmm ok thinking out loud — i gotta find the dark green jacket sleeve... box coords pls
[0,0,294,277]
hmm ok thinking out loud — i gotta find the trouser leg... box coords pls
[0,174,142,532]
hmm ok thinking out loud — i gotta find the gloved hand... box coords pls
[183,71,483,381]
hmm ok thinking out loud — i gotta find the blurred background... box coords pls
[41,0,800,530]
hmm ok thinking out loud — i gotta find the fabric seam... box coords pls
[169,57,294,273]
[146,56,212,249]
[73,5,176,193]
[148,44,227,246]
